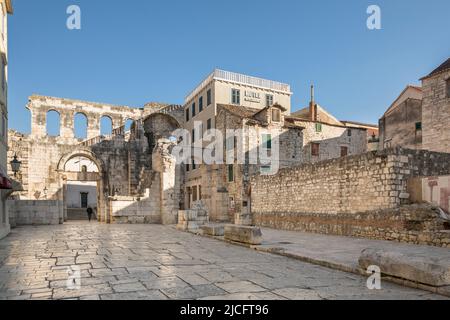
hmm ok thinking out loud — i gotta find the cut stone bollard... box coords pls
[224,225,262,245]
[201,224,225,236]
[359,248,450,287]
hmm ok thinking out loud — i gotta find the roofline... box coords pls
[185,69,292,104]
[340,121,379,129]
[28,94,140,110]
[420,69,450,80]
[285,116,367,131]
[383,85,423,117]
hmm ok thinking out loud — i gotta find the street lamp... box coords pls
[10,154,22,177]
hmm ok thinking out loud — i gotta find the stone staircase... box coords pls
[67,208,89,221]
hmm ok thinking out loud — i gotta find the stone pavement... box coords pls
[0,222,447,300]
[255,228,450,275]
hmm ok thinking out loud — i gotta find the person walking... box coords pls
[87,207,93,222]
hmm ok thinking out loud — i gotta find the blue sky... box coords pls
[8,0,450,134]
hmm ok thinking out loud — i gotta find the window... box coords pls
[415,122,422,131]
[1,59,5,93]
[192,186,198,202]
[232,89,240,105]
[447,78,450,98]
[199,123,203,139]
[191,103,196,117]
[228,164,234,182]
[191,129,195,143]
[192,158,196,170]
[272,109,281,122]
[186,163,190,172]
[311,143,320,156]
[262,134,272,150]
[1,112,6,139]
[266,94,274,107]
[207,89,212,106]
[185,109,189,122]
[199,96,203,113]
[347,129,352,137]
[207,118,212,130]
[341,146,348,157]
[199,186,202,200]
[315,123,322,133]
[226,136,235,151]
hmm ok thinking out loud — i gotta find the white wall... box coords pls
[65,156,99,172]
[67,181,97,208]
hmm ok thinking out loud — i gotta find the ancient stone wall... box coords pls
[251,148,450,217]
[379,98,422,150]
[7,95,183,225]
[422,69,450,153]
[253,204,450,247]
[7,200,63,226]
[287,118,368,163]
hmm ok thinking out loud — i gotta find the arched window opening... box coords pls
[46,110,60,137]
[125,119,134,133]
[100,116,113,136]
[74,113,88,140]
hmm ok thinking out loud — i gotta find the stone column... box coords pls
[152,139,178,225]
[87,114,100,140]
[60,110,74,141]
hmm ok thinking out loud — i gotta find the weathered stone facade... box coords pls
[250,148,450,246]
[7,95,184,225]
[421,59,450,153]
[0,0,13,240]
[285,117,367,163]
[379,85,423,150]
[185,104,304,225]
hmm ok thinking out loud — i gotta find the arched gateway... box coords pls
[57,148,109,223]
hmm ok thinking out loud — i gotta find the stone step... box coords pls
[67,208,91,221]
[224,225,263,245]
[359,247,450,288]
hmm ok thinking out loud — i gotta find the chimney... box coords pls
[309,85,317,121]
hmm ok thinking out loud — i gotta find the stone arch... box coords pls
[74,112,88,140]
[46,109,61,137]
[57,148,109,223]
[143,113,181,152]
[100,115,113,136]
[57,148,105,174]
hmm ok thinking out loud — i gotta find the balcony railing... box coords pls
[185,69,291,103]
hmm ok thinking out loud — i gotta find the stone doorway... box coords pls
[57,150,107,223]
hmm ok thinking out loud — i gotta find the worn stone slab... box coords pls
[201,224,225,236]
[224,225,262,245]
[359,248,450,287]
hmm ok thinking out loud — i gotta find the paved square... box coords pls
[0,222,446,300]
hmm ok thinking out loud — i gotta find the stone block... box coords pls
[224,225,262,245]
[177,221,199,232]
[359,248,450,287]
[201,224,225,236]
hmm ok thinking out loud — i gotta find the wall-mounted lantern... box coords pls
[10,154,22,177]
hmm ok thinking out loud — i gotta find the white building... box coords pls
[0,0,13,239]
[183,69,292,137]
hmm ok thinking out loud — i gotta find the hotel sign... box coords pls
[244,91,261,103]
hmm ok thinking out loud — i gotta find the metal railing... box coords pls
[185,69,291,103]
